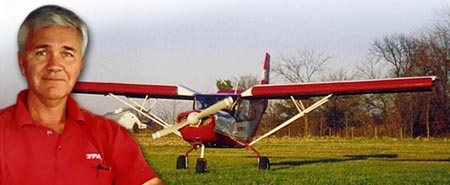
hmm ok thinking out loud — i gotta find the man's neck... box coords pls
[27,92,68,134]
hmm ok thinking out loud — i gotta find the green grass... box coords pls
[135,135,450,185]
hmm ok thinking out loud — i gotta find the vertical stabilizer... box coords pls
[260,52,270,85]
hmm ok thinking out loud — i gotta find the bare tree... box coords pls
[355,58,398,137]
[428,6,450,136]
[273,48,332,83]
[355,57,387,79]
[370,34,422,138]
[321,69,364,138]
[153,100,191,125]
[371,34,422,78]
[271,48,332,137]
[233,75,259,90]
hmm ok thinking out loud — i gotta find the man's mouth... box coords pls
[42,77,65,81]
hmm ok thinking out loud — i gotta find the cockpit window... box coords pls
[236,99,257,121]
[195,97,212,109]
[194,95,237,110]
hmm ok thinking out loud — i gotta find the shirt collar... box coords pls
[15,90,33,127]
[67,93,85,124]
[14,90,85,128]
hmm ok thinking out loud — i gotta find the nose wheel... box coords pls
[177,143,208,173]
[176,155,188,169]
[195,158,207,173]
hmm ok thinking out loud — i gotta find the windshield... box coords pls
[194,95,237,110]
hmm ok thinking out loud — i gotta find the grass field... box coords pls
[134,135,450,185]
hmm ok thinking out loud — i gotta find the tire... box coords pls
[132,123,139,133]
[258,157,270,170]
[176,155,188,169]
[195,158,207,173]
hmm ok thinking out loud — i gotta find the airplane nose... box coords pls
[187,112,200,125]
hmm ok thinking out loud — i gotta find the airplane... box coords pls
[73,53,436,173]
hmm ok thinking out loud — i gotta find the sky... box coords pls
[0,0,447,114]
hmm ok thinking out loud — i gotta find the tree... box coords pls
[370,34,428,138]
[153,100,191,126]
[424,7,450,137]
[355,58,398,137]
[321,69,365,138]
[371,34,423,78]
[271,48,332,137]
[233,75,259,90]
[216,79,233,90]
[369,7,450,137]
[273,48,332,83]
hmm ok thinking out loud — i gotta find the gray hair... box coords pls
[17,5,89,57]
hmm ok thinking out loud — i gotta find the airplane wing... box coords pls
[73,81,197,100]
[241,76,436,99]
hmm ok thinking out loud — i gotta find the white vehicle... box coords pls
[105,108,147,131]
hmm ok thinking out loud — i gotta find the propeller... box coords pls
[152,96,234,139]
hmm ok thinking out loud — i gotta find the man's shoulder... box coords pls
[79,109,133,145]
[80,109,122,130]
[0,105,16,132]
[0,105,16,120]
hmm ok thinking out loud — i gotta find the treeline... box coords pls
[228,7,449,138]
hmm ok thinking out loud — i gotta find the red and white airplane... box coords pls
[73,53,436,173]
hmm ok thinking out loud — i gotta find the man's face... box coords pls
[19,26,83,101]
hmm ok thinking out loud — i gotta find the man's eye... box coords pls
[36,51,47,56]
[63,52,74,58]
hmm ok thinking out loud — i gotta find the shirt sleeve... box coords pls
[109,121,159,185]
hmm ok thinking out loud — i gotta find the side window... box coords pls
[237,100,256,121]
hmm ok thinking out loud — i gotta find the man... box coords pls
[0,5,164,185]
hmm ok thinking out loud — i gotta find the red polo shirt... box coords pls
[0,90,158,185]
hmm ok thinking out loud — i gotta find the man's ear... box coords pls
[18,52,26,75]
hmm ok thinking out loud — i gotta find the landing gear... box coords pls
[176,142,270,172]
[176,155,188,169]
[176,143,208,173]
[246,144,270,170]
[195,158,207,173]
[258,156,270,170]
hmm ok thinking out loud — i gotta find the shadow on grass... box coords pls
[343,154,398,159]
[391,158,450,162]
[344,154,450,162]
[270,154,398,171]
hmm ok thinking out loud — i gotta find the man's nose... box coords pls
[46,53,63,72]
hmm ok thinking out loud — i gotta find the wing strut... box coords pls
[108,93,182,137]
[127,95,152,112]
[249,94,333,146]
[291,96,306,112]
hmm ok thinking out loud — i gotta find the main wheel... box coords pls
[195,158,207,173]
[258,157,270,170]
[176,155,188,169]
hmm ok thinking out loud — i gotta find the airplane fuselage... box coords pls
[178,95,267,147]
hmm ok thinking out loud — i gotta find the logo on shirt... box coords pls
[86,153,102,160]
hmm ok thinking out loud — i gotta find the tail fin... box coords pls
[260,52,270,85]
